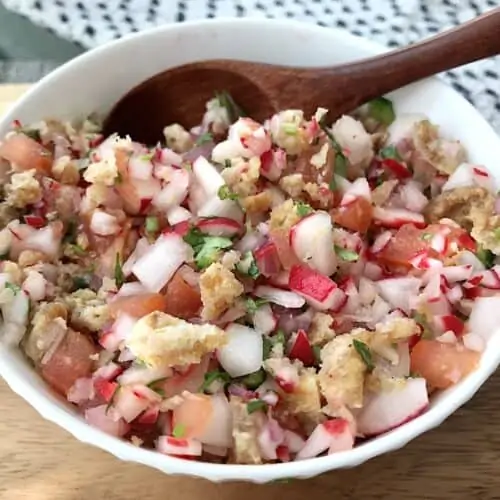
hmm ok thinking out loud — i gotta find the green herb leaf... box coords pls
[413,312,433,340]
[5,282,20,294]
[236,251,260,279]
[183,227,205,248]
[368,97,396,126]
[352,339,374,371]
[145,216,159,235]
[240,369,266,390]
[246,399,268,414]
[195,132,213,146]
[282,123,298,136]
[199,370,231,393]
[295,201,313,217]
[329,175,337,192]
[263,330,285,360]
[115,172,123,184]
[224,159,232,169]
[313,345,322,365]
[215,91,246,123]
[420,232,432,241]
[245,297,269,314]
[72,275,91,290]
[217,185,239,201]
[195,236,233,270]
[334,151,348,178]
[19,128,41,142]
[114,253,125,287]
[476,246,495,269]
[379,145,401,160]
[334,245,359,262]
[140,152,154,162]
[63,220,78,244]
[494,228,500,241]
[172,423,186,438]
[105,385,120,415]
[0,252,9,261]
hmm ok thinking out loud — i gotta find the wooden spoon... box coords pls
[103,8,500,144]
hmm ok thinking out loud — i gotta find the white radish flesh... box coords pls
[254,285,305,309]
[468,296,500,341]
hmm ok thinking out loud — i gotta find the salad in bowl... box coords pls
[0,88,496,465]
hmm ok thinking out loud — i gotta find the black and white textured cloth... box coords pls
[1,0,500,132]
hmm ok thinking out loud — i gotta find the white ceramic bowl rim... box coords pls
[1,17,500,483]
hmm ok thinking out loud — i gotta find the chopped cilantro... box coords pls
[5,282,20,294]
[217,185,239,201]
[114,253,125,287]
[368,97,396,126]
[421,232,432,241]
[183,227,205,248]
[413,312,433,339]
[215,91,246,123]
[334,151,348,178]
[334,245,359,262]
[352,339,374,371]
[115,172,123,184]
[172,423,186,438]
[240,369,266,390]
[329,175,337,192]
[494,227,500,241]
[282,123,298,136]
[0,252,8,261]
[379,144,401,160]
[237,251,260,279]
[105,385,120,415]
[263,330,285,359]
[19,127,41,142]
[197,237,233,269]
[140,152,154,161]
[224,159,232,169]
[63,220,78,244]
[69,244,86,256]
[72,276,91,290]
[313,345,322,365]
[145,216,159,235]
[195,132,213,146]
[295,201,313,217]
[245,297,269,314]
[181,161,192,171]
[246,399,268,414]
[199,370,231,393]
[476,246,495,269]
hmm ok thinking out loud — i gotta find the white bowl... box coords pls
[1,18,500,484]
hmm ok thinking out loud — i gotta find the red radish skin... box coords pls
[196,217,242,237]
[254,241,281,277]
[288,329,315,366]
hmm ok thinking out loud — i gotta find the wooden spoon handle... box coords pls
[321,7,500,104]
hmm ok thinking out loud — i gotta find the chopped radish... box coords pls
[469,268,500,290]
[370,230,392,255]
[381,158,411,179]
[93,362,123,382]
[288,330,315,366]
[258,418,285,460]
[128,154,153,180]
[90,210,120,236]
[440,265,473,283]
[132,233,192,292]
[152,167,190,210]
[288,265,345,311]
[436,331,457,344]
[254,241,281,277]
[118,364,172,386]
[283,430,306,454]
[113,282,149,298]
[260,148,286,181]
[434,314,465,337]
[196,217,241,237]
[356,378,428,436]
[94,378,119,402]
[84,405,129,437]
[67,377,95,404]
[399,181,428,213]
[192,156,225,197]
[235,230,266,254]
[375,277,421,314]
[268,270,290,289]
[442,162,496,193]
[99,313,136,351]
[157,436,203,457]
[372,207,425,229]
[21,270,46,301]
[254,285,305,308]
[197,196,244,223]
[113,384,160,422]
[468,296,500,341]
[341,178,371,206]
[167,206,192,225]
[217,323,263,377]
[290,211,337,277]
[386,113,426,145]
[462,332,485,352]
[296,419,353,460]
[122,237,150,277]
[253,303,277,335]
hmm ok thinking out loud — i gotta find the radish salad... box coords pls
[0,93,498,464]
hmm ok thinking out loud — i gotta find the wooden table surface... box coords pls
[1,85,500,500]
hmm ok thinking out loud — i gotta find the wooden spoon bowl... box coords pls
[103,8,500,144]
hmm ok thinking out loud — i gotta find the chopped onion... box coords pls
[90,210,120,236]
[85,405,129,437]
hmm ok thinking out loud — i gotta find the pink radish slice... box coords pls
[85,405,130,437]
[268,270,290,289]
[372,206,425,229]
[356,378,428,437]
[158,148,183,166]
[341,178,371,206]
[90,210,120,236]
[167,206,192,225]
[192,156,225,197]
[113,384,161,423]
[288,265,344,311]
[128,155,153,180]
[196,217,242,237]
[235,230,266,253]
[288,329,315,366]
[283,430,306,454]
[253,303,277,335]
[254,241,281,277]
[470,268,500,289]
[132,233,191,292]
[375,277,421,314]
[440,265,473,283]
[290,211,337,277]
[217,323,263,377]
[468,296,500,341]
[67,377,95,404]
[364,261,384,281]
[258,418,285,460]
[296,419,353,460]
[113,281,149,298]
[442,163,496,193]
[157,437,203,457]
[398,181,428,213]
[122,237,150,277]
[341,277,360,315]
[118,363,172,386]
[99,313,136,351]
[370,231,392,255]
[152,168,190,210]
[260,148,286,181]
[93,362,123,382]
[22,271,46,302]
[254,285,305,308]
[198,196,244,223]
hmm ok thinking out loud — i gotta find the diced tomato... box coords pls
[410,339,480,389]
[378,223,430,269]
[0,133,52,173]
[269,228,300,270]
[41,330,98,396]
[333,197,373,233]
[109,293,167,319]
[172,394,213,439]
[163,271,202,320]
